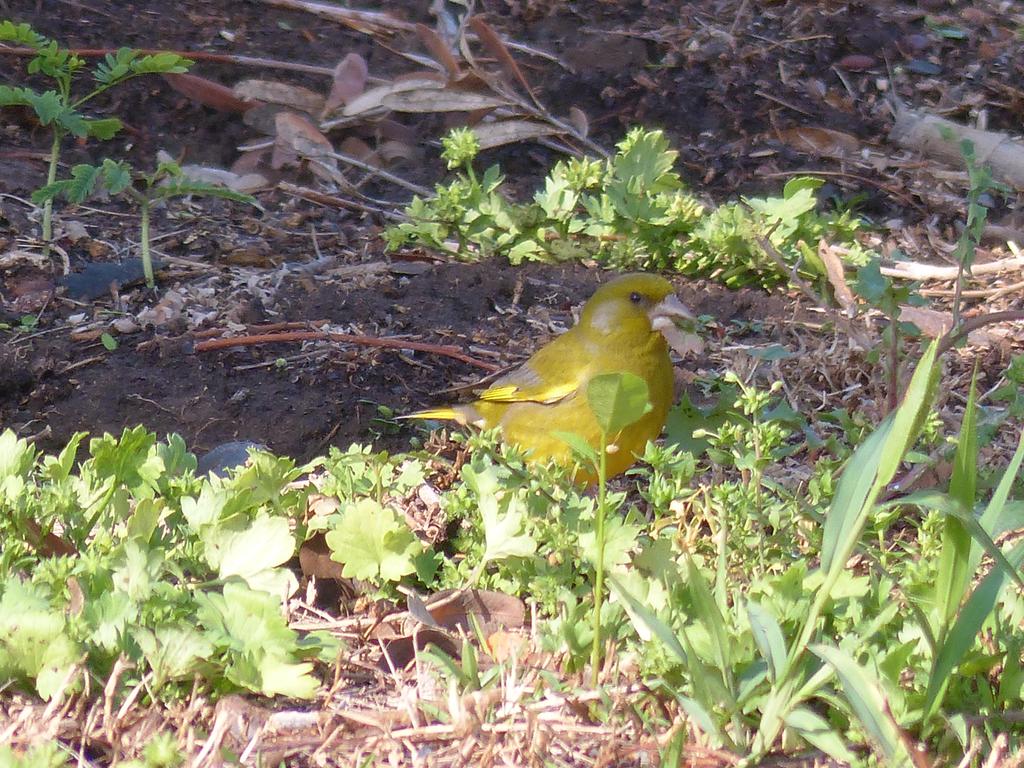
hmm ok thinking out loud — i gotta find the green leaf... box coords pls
[0,429,37,480]
[810,644,909,764]
[607,574,687,665]
[933,371,978,636]
[0,21,49,49]
[923,539,1024,721]
[130,51,192,75]
[148,178,257,206]
[785,706,857,764]
[126,497,162,543]
[100,332,118,351]
[41,431,85,483]
[896,490,1024,592]
[747,600,787,682]
[552,430,599,466]
[32,159,132,205]
[24,90,64,126]
[133,624,215,686]
[0,85,35,109]
[0,742,67,768]
[480,495,537,564]
[821,341,938,573]
[973,428,1024,575]
[684,557,734,685]
[819,418,892,573]
[579,514,638,571]
[205,515,297,596]
[854,260,890,304]
[257,655,318,700]
[196,581,318,698]
[0,577,80,700]
[676,695,726,747]
[587,372,652,435]
[782,176,824,198]
[324,498,421,582]
[925,19,967,39]
[83,117,123,140]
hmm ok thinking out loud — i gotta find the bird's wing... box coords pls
[476,333,586,405]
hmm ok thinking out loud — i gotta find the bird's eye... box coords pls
[629,291,643,304]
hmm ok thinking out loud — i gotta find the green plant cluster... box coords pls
[0,428,335,702]
[0,21,257,287]
[0,21,191,255]
[2,350,1024,763]
[385,127,874,289]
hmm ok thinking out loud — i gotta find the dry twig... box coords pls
[194,328,501,372]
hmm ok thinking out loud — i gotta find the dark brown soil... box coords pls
[1,0,1021,460]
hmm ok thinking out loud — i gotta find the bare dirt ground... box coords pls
[2,0,1021,462]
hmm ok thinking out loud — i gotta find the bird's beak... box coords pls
[649,294,702,357]
[648,294,694,332]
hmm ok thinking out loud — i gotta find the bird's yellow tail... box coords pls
[401,407,464,423]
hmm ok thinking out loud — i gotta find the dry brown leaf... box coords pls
[298,532,346,581]
[241,103,288,135]
[472,119,561,150]
[234,79,324,114]
[568,106,589,138]
[378,139,420,163]
[231,149,269,176]
[178,163,268,193]
[836,54,875,71]
[342,75,447,116]
[322,53,369,116]
[163,73,255,113]
[427,589,526,633]
[818,239,857,316]
[776,126,861,158]
[485,630,529,663]
[272,112,342,183]
[378,629,459,671]
[467,16,535,101]
[338,135,381,167]
[382,87,511,114]
[899,306,1003,345]
[415,23,462,78]
[273,112,333,162]
[660,324,704,357]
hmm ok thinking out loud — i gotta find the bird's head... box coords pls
[578,273,695,345]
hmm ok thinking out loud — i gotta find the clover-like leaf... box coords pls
[481,495,537,565]
[587,372,651,435]
[325,498,421,582]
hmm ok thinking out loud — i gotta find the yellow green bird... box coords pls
[407,273,695,483]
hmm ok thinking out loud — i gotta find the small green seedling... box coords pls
[0,21,190,254]
[557,371,651,685]
[34,158,257,287]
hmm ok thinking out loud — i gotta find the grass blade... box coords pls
[747,600,787,682]
[607,575,686,665]
[973,429,1024,574]
[923,539,1024,721]
[784,705,857,764]
[810,644,910,765]
[933,370,978,638]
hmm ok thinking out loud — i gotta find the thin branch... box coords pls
[0,45,338,77]
[936,310,1024,356]
[194,329,501,372]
